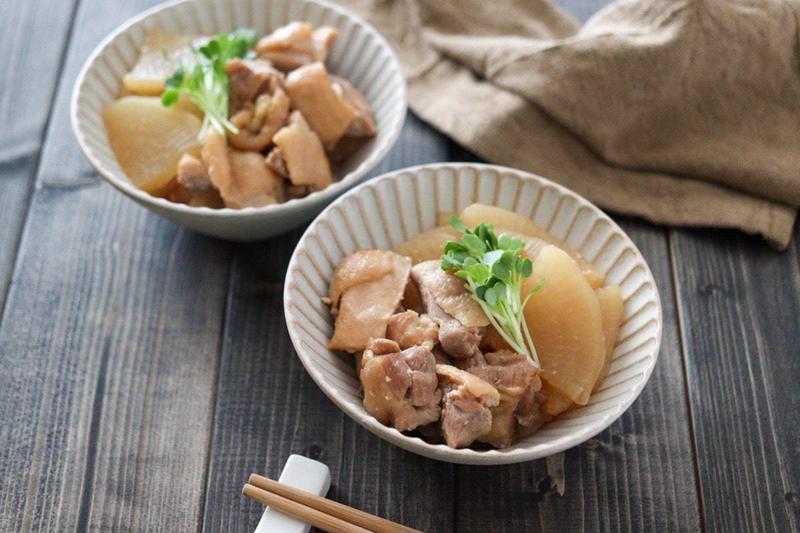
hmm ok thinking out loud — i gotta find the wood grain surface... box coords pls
[0,1,231,533]
[0,0,797,532]
[0,0,80,309]
[671,226,800,533]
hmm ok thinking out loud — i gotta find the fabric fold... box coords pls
[339,0,799,248]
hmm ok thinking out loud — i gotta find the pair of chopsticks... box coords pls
[243,474,423,533]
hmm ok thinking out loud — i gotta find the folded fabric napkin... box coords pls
[339,0,800,248]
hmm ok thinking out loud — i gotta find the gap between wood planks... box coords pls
[667,230,708,533]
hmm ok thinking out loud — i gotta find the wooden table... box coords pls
[1,1,798,532]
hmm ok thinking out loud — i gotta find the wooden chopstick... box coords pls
[244,473,423,533]
[242,484,375,533]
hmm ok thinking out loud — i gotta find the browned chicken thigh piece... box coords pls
[170,152,224,207]
[451,350,486,370]
[177,153,212,191]
[331,75,377,138]
[360,339,442,432]
[386,310,439,350]
[353,337,400,373]
[272,111,333,191]
[436,364,500,448]
[255,22,339,72]
[363,337,401,357]
[265,147,289,178]
[225,59,289,151]
[228,150,285,206]
[327,76,378,162]
[163,183,224,208]
[312,26,338,58]
[431,347,453,366]
[226,59,282,111]
[201,130,285,208]
[328,251,412,353]
[285,62,360,150]
[514,385,550,439]
[411,261,489,359]
[466,350,546,448]
[328,249,394,314]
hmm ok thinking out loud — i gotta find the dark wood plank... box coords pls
[454,215,702,532]
[670,226,800,533]
[0,1,233,532]
[201,114,456,533]
[0,0,80,310]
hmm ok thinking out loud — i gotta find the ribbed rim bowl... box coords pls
[70,0,406,226]
[285,163,663,465]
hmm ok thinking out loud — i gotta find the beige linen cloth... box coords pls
[338,0,800,248]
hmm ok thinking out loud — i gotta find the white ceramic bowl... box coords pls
[285,163,662,465]
[71,0,406,241]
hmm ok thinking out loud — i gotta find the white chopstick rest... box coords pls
[254,455,331,533]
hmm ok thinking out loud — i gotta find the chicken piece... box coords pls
[467,350,544,448]
[360,341,441,431]
[265,147,289,178]
[228,150,285,206]
[432,347,453,366]
[356,337,401,371]
[226,59,282,112]
[481,325,513,353]
[331,75,376,138]
[177,153,212,191]
[411,261,489,358]
[386,310,439,350]
[451,350,486,370]
[201,130,285,208]
[514,386,550,439]
[285,62,360,150]
[328,250,394,313]
[285,185,311,199]
[328,251,412,353]
[201,129,232,194]
[363,337,400,359]
[168,185,223,208]
[436,364,500,448]
[266,148,310,198]
[312,26,338,61]
[225,59,289,151]
[255,22,338,72]
[272,111,333,191]
[229,87,291,151]
[167,153,224,207]
[412,261,488,327]
[155,174,224,209]
[437,320,483,360]
[327,76,378,162]
[401,279,424,313]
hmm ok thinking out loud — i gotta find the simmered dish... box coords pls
[326,205,624,449]
[103,23,376,208]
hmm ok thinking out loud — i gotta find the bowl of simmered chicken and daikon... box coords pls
[285,164,662,464]
[72,0,405,240]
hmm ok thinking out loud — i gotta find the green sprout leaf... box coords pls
[449,215,468,234]
[440,216,543,366]
[498,233,523,252]
[480,249,503,267]
[161,28,257,138]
